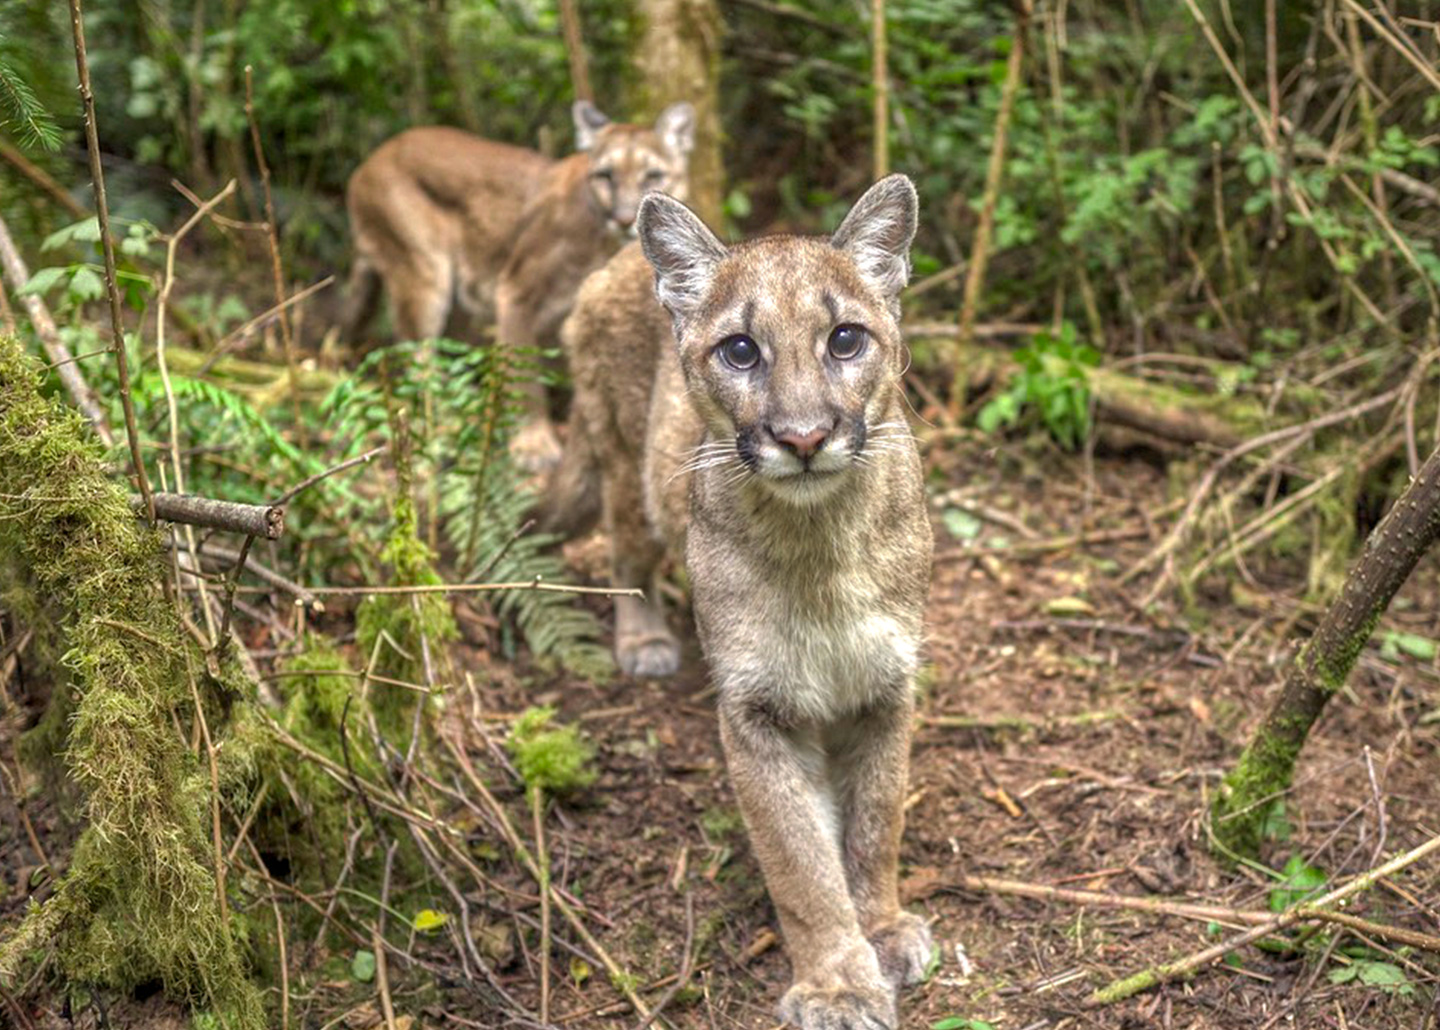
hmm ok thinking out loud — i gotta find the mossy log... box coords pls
[1211,441,1440,860]
[916,334,1284,449]
[0,335,264,1028]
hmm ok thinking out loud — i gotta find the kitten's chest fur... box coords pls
[687,454,931,725]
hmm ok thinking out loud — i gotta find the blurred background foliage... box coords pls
[3,0,1433,350]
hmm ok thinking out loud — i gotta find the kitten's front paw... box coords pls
[779,945,895,1030]
[616,632,682,678]
[868,912,934,987]
[510,419,563,474]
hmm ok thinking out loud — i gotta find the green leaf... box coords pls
[932,1019,993,1030]
[351,949,376,983]
[18,266,66,297]
[412,908,449,932]
[942,508,982,540]
[1269,855,1327,912]
[1383,631,1437,662]
[41,216,101,252]
[66,266,104,303]
[1044,596,1095,616]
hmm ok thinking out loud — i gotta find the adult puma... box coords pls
[551,177,934,1029]
[341,101,694,464]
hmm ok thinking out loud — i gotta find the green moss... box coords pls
[0,337,262,1027]
[506,706,597,798]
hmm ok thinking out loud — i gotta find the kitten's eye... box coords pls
[828,324,867,360]
[643,169,666,184]
[591,168,614,182]
[717,334,760,371]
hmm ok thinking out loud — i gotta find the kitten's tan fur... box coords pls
[342,102,693,464]
[549,177,934,1029]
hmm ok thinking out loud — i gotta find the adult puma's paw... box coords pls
[779,944,896,1030]
[616,630,682,679]
[510,419,563,474]
[868,912,934,988]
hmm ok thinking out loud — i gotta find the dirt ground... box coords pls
[3,435,1438,1030]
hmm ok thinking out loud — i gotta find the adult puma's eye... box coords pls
[717,334,760,371]
[828,324,867,360]
[643,169,666,184]
[591,168,614,182]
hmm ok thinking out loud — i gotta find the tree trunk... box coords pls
[1211,441,1440,861]
[635,0,725,227]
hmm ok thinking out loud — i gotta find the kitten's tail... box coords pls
[534,413,601,539]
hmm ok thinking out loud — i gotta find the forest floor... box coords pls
[4,418,1440,1030]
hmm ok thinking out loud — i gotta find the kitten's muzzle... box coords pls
[771,423,832,460]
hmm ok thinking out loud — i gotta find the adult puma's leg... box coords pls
[390,258,453,344]
[495,279,562,472]
[605,450,679,678]
[830,697,932,989]
[721,705,895,1030]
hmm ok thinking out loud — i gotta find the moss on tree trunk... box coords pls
[0,336,263,1028]
[1211,440,1440,861]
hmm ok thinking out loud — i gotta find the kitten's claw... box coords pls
[868,912,934,987]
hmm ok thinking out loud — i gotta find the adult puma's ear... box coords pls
[573,101,611,151]
[654,102,696,156]
[637,193,728,326]
[830,174,918,299]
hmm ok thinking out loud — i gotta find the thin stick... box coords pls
[183,657,229,926]
[302,580,642,598]
[1086,833,1440,1007]
[558,0,593,102]
[0,138,88,219]
[444,733,659,1023]
[0,213,113,444]
[138,492,286,538]
[952,0,1031,394]
[205,274,335,372]
[68,0,153,520]
[158,181,237,644]
[871,0,888,179]
[1339,0,1440,93]
[533,788,551,1025]
[244,65,306,444]
[271,445,387,506]
[216,534,255,656]
[245,837,290,1030]
[632,893,697,1030]
[957,874,1440,949]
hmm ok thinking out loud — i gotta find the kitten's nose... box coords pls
[773,425,830,459]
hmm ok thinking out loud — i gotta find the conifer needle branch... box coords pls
[67,0,153,519]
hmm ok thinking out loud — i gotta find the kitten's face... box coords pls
[638,176,918,504]
[574,102,695,238]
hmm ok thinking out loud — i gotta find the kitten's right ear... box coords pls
[637,193,728,325]
[572,101,610,151]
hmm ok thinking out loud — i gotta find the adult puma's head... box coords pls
[573,100,695,238]
[637,175,918,505]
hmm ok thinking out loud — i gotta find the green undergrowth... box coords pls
[507,705,597,798]
[0,335,263,1028]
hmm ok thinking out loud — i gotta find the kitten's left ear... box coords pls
[637,192,727,328]
[830,174,918,298]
